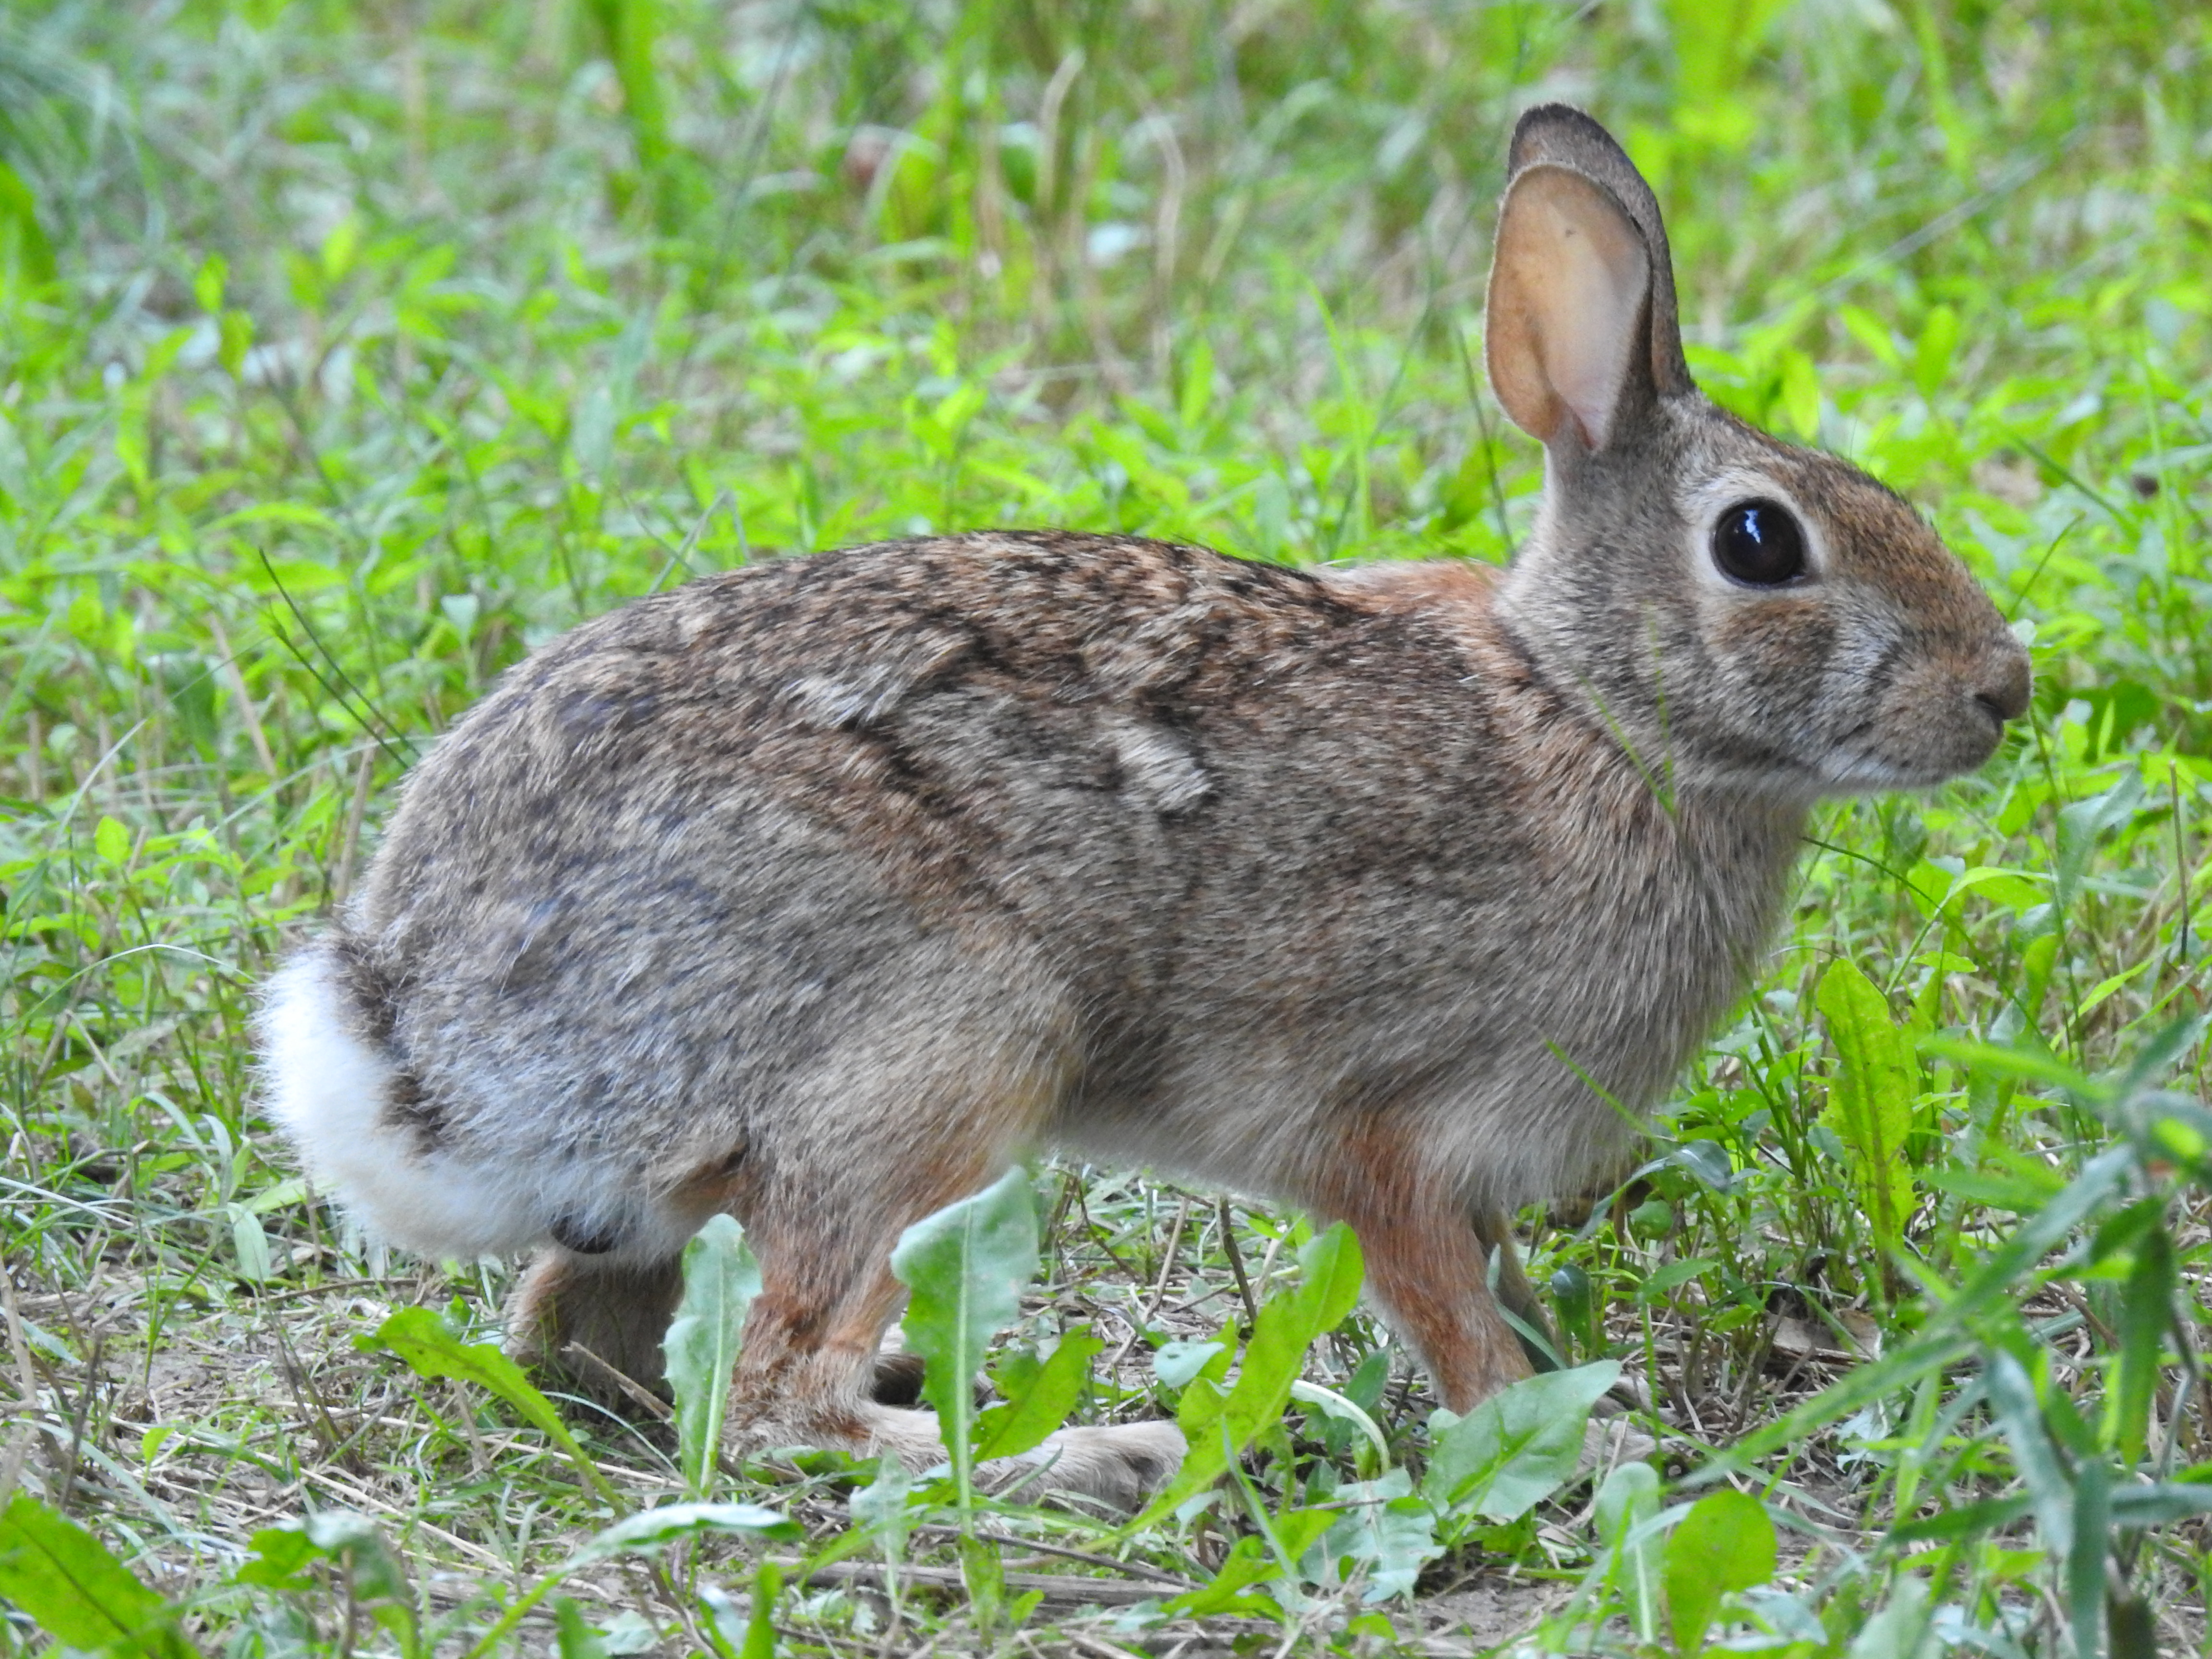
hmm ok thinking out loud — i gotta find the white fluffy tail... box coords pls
[257,944,538,1259]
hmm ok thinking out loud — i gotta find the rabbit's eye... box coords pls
[1711,500,1806,586]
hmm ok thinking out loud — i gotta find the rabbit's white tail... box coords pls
[257,941,535,1260]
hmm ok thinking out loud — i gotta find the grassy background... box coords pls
[2,0,2210,1652]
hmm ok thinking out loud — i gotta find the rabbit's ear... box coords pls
[1485,162,1655,451]
[1503,104,1692,402]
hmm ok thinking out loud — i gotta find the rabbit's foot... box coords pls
[505,1247,683,1408]
[751,1406,1183,1514]
[976,1422,1188,1515]
[1576,1413,1657,1481]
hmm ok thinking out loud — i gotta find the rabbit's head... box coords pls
[1483,105,2030,799]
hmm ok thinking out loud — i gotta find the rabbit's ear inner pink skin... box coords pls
[1486,164,1653,452]
[1504,103,1692,401]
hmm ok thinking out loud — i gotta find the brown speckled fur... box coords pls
[260,105,2029,1502]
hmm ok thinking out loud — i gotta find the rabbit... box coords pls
[258,104,2030,1509]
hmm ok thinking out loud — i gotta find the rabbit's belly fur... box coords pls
[264,533,1804,1268]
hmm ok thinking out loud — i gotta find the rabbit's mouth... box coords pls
[1817,710,2008,792]
[1804,625,2028,793]
[1820,748,1960,791]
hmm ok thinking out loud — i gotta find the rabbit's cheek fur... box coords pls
[1691,598,1842,787]
[1796,545,2028,792]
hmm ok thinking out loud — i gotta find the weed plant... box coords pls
[2,1,2211,1654]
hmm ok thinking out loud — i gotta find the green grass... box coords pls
[3,0,2211,1653]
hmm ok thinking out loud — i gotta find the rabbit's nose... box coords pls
[1971,643,2032,725]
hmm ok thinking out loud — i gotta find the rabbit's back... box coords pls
[363,530,1436,1030]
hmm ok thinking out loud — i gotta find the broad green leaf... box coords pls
[554,1599,610,1659]
[1307,1468,1441,1601]
[227,1203,272,1282]
[2105,1223,2174,1463]
[1887,1494,2034,1544]
[1421,1360,1620,1521]
[0,1496,195,1659]
[1664,1489,1777,1654]
[0,160,56,285]
[1817,959,1917,1256]
[1234,1502,1337,1611]
[2067,1456,2110,1658]
[1637,1257,1720,1300]
[1921,1164,2064,1212]
[570,1502,799,1565]
[1956,866,2048,913]
[234,1512,407,1603]
[1846,1574,1933,1659]
[586,0,671,169]
[742,1560,783,1659]
[2078,956,2157,1018]
[1160,1535,1282,1619]
[1288,1379,1390,1464]
[1907,860,2047,923]
[1152,1338,1228,1389]
[233,1525,322,1591]
[1984,1349,2074,1555]
[1777,348,1820,439]
[357,1307,617,1503]
[664,1213,761,1495]
[2056,771,2144,906]
[850,1455,914,1556]
[1178,337,1215,429]
[300,1512,409,1602]
[1839,304,1903,369]
[890,1166,1040,1502]
[193,250,227,307]
[2108,1483,2212,1525]
[1596,1460,1663,1642]
[957,1530,1004,1626]
[241,1177,311,1214]
[1131,1224,1363,1527]
[95,815,132,866]
[1912,303,1960,398]
[218,309,255,379]
[974,1322,1102,1461]
[1668,1140,1735,1191]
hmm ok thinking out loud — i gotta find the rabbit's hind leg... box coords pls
[506,1249,685,1407]
[503,1244,954,1414]
[725,1153,1184,1510]
[721,1155,1006,1474]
